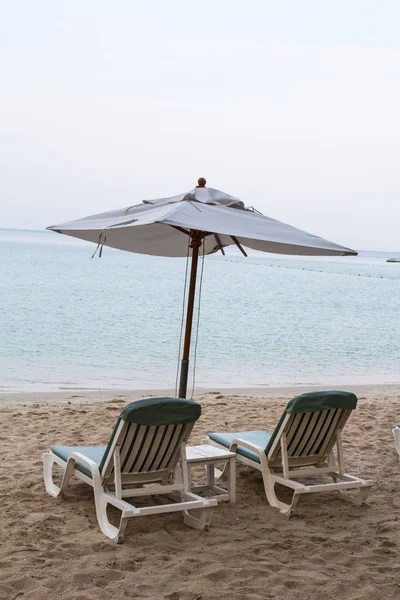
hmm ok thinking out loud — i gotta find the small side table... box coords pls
[185,444,236,504]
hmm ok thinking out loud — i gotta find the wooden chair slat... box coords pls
[302,410,334,456]
[293,411,324,456]
[307,409,341,456]
[122,425,149,472]
[140,426,166,472]
[159,425,184,470]
[101,420,127,479]
[151,426,178,471]
[317,410,350,457]
[287,414,309,454]
[129,426,157,473]
[120,423,140,469]
[267,414,292,461]
[271,414,299,460]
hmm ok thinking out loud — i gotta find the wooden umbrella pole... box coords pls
[178,229,203,398]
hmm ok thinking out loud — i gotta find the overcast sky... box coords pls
[1,1,399,250]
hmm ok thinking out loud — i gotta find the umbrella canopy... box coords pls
[47,179,357,397]
[48,181,356,258]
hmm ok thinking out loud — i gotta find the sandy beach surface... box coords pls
[1,385,399,599]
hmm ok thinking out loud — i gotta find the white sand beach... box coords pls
[1,385,399,599]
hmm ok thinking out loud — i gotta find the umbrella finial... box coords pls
[196,177,206,188]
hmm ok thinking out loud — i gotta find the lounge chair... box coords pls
[206,390,372,516]
[43,397,216,543]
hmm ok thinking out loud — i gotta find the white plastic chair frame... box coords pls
[208,408,372,516]
[44,419,216,543]
[393,426,400,457]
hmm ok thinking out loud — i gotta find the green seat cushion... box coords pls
[208,431,272,464]
[120,397,201,426]
[52,445,107,478]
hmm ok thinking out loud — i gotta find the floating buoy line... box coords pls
[215,257,399,281]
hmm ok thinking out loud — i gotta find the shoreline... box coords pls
[1,382,399,407]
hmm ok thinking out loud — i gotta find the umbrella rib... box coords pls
[231,236,248,257]
[214,233,225,256]
[169,225,191,236]
[188,200,202,212]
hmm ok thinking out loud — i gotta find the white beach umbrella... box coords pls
[48,178,357,396]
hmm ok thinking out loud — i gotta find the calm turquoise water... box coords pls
[1,229,400,393]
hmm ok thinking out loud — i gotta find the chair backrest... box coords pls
[265,391,357,468]
[99,397,201,484]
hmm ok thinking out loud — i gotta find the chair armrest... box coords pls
[67,452,103,487]
[230,437,266,459]
[69,452,99,471]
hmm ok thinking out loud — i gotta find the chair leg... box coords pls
[261,471,300,517]
[92,492,130,543]
[393,427,400,458]
[339,485,372,506]
[43,453,130,543]
[88,467,134,543]
[183,506,214,531]
[43,453,75,498]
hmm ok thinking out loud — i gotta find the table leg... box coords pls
[206,462,215,492]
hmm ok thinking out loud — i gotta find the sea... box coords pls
[1,228,400,394]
